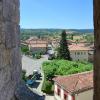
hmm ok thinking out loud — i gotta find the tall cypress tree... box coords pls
[58,30,71,60]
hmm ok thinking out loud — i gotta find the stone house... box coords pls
[69,43,94,61]
[26,38,48,54]
[53,71,93,100]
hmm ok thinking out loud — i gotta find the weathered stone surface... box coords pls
[0,66,12,91]
[94,0,100,100]
[3,0,20,24]
[0,45,11,68]
[3,22,16,48]
[10,47,22,83]
[15,25,20,47]
[15,82,45,100]
[0,0,21,100]
[0,2,2,22]
[2,22,20,48]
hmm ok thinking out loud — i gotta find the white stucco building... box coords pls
[69,43,94,61]
[53,71,93,100]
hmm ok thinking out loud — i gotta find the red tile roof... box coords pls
[69,43,93,51]
[29,44,47,48]
[53,71,93,94]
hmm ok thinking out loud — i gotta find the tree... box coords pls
[21,45,30,55]
[57,30,71,60]
[70,34,74,40]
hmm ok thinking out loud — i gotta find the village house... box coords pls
[50,39,60,49]
[53,71,93,100]
[69,43,94,61]
[25,37,48,54]
[51,39,75,49]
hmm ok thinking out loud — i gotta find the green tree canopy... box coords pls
[58,30,71,60]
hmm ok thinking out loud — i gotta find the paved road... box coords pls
[45,95,54,100]
[22,55,54,100]
[22,55,48,76]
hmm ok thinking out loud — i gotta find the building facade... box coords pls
[69,44,94,61]
[53,72,93,100]
[26,37,48,54]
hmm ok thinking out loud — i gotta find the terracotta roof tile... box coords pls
[30,44,47,48]
[69,44,93,51]
[53,71,93,94]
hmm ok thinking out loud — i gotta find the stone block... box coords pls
[0,66,12,91]
[15,25,20,47]
[2,22,16,48]
[0,80,16,100]
[0,0,21,100]
[10,47,22,83]
[3,0,19,24]
[0,2,2,21]
[0,45,11,69]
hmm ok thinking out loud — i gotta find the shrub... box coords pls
[42,60,93,94]
[42,60,93,76]
[35,53,42,59]
[22,70,27,82]
[21,45,30,55]
[42,80,53,94]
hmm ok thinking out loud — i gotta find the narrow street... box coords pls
[22,55,54,100]
[22,55,48,76]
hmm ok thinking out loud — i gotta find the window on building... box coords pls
[77,52,80,55]
[78,59,79,61]
[57,88,60,96]
[72,96,75,100]
[81,52,83,55]
[64,93,68,100]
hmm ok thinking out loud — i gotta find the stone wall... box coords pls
[0,0,21,100]
[94,0,100,100]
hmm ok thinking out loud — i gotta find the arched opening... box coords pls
[0,0,100,100]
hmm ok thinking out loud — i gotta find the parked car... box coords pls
[33,70,41,80]
[48,54,55,60]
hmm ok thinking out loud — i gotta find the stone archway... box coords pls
[0,0,100,100]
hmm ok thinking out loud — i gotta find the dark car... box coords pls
[48,54,55,60]
[33,70,41,80]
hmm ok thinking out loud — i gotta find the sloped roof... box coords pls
[30,44,47,48]
[53,71,93,94]
[69,43,93,51]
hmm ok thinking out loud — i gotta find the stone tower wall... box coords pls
[94,0,100,100]
[0,0,21,100]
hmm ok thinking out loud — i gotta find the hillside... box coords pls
[20,29,94,40]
